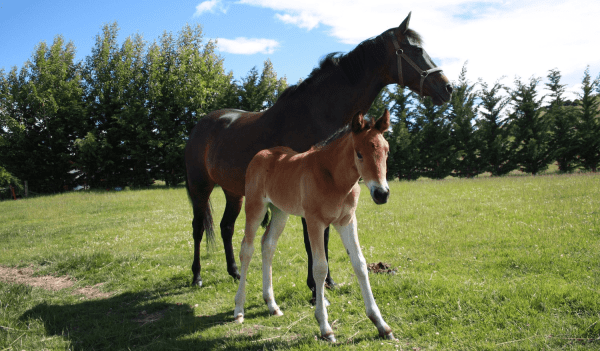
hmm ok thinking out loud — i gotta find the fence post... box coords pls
[24,180,28,198]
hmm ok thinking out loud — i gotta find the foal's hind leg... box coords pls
[261,206,288,317]
[302,218,335,305]
[304,217,335,342]
[221,190,243,280]
[334,217,395,341]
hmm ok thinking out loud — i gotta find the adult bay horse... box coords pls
[235,110,393,342]
[184,12,452,298]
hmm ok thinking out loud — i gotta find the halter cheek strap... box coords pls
[391,34,444,100]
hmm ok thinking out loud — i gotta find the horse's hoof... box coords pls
[191,278,203,288]
[229,270,241,280]
[271,309,283,317]
[321,333,337,343]
[325,277,337,290]
[234,314,244,324]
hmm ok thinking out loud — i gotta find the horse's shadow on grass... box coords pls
[20,285,302,350]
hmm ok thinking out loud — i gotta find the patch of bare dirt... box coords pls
[132,309,168,326]
[367,262,397,275]
[0,265,111,299]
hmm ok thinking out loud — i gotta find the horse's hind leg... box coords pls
[189,181,215,287]
[302,218,335,305]
[261,205,288,316]
[221,190,243,280]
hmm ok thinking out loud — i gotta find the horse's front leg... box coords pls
[305,217,336,342]
[261,206,288,316]
[334,216,395,340]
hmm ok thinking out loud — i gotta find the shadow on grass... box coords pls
[20,287,301,350]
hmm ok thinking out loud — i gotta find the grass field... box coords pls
[1,173,599,350]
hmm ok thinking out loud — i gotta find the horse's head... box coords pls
[351,110,391,205]
[385,12,452,105]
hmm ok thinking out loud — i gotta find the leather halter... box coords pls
[391,33,444,100]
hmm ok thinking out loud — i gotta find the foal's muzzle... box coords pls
[371,186,390,205]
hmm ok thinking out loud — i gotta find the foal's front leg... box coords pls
[234,203,266,323]
[261,206,288,317]
[334,216,395,340]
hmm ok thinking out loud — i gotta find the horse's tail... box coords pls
[204,199,216,250]
[185,157,216,251]
[260,208,271,228]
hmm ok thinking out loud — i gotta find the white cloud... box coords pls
[216,37,281,55]
[194,0,226,17]
[238,0,600,99]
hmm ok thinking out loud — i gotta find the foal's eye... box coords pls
[356,151,363,160]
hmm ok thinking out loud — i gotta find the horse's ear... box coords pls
[375,109,391,133]
[351,112,365,133]
[399,12,411,34]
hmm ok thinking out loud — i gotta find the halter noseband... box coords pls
[391,34,443,100]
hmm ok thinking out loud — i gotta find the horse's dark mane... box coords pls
[277,28,422,102]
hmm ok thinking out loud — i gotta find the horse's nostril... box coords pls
[446,84,453,95]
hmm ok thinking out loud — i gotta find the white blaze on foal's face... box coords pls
[351,110,391,205]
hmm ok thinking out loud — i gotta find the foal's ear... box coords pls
[374,109,391,133]
[399,11,412,34]
[351,111,366,133]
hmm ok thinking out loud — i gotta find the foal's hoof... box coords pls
[271,309,284,317]
[382,332,398,341]
[325,277,337,290]
[234,314,244,324]
[191,278,203,288]
[321,333,337,343]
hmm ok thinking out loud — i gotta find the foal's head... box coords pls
[351,110,391,205]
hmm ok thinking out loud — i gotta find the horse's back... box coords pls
[186,108,268,196]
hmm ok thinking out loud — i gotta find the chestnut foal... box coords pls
[234,110,395,342]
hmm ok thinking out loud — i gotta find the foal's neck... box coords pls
[315,133,360,191]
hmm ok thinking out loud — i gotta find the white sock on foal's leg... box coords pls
[261,207,288,316]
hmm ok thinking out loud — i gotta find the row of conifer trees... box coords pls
[1,23,599,197]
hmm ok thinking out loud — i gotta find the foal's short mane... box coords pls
[311,116,376,151]
[277,28,422,102]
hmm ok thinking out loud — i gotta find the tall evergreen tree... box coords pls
[447,63,480,178]
[414,96,453,179]
[385,86,420,180]
[546,68,578,172]
[0,36,85,193]
[508,76,551,175]
[573,67,600,172]
[476,79,514,176]
[238,59,288,112]
[81,22,127,188]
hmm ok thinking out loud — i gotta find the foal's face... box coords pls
[352,111,391,205]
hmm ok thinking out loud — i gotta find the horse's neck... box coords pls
[315,134,360,191]
[269,66,388,151]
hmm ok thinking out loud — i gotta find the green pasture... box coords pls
[1,173,599,350]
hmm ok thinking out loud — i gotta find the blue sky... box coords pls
[1,0,599,100]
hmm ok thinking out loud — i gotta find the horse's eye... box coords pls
[356,151,363,160]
